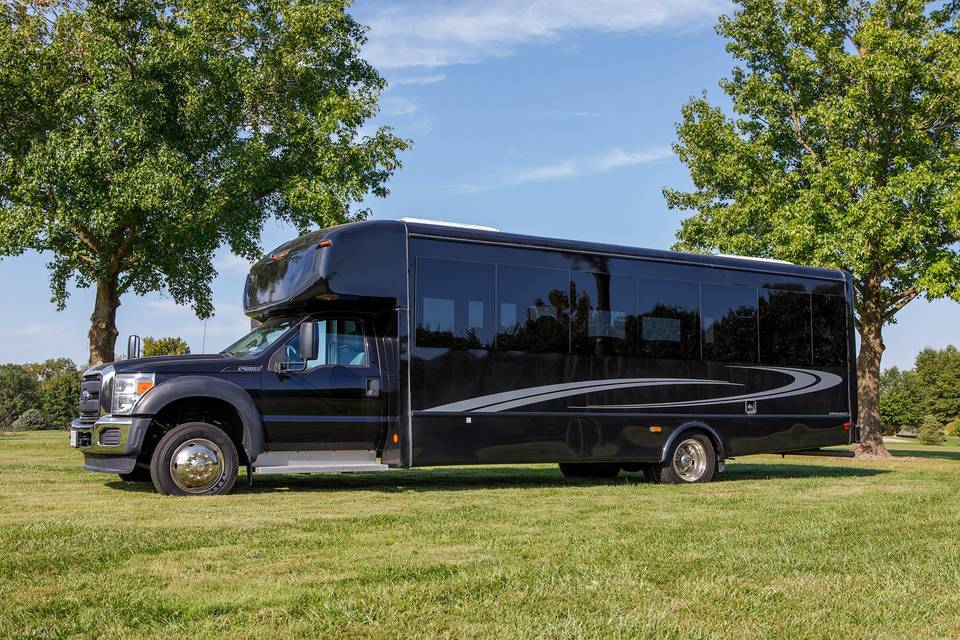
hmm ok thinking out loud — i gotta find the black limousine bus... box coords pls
[70,218,857,495]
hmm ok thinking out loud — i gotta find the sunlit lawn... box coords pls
[2,431,959,639]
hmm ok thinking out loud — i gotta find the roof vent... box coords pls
[399,217,500,232]
[716,253,794,265]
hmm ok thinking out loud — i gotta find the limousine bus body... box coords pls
[70,219,857,495]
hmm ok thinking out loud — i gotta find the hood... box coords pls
[110,353,255,374]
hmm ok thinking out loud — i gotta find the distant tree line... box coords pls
[0,336,190,431]
[880,346,960,445]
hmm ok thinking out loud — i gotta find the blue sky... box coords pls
[1,0,956,369]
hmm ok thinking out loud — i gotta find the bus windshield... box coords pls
[221,317,298,356]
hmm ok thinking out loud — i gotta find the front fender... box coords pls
[134,376,265,463]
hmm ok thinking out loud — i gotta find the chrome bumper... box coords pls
[70,416,146,455]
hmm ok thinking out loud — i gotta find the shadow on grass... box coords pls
[104,460,889,495]
[888,448,960,462]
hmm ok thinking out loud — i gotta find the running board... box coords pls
[252,450,389,474]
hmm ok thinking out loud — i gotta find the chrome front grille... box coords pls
[79,374,102,423]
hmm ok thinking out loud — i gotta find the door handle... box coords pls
[366,378,380,397]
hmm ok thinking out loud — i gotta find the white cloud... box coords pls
[380,96,419,116]
[452,145,672,192]
[15,323,52,337]
[360,0,724,69]
[388,73,448,87]
[215,252,255,275]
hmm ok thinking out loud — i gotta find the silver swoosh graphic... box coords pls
[424,378,741,413]
[572,366,843,410]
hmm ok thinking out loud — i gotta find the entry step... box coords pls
[252,450,389,475]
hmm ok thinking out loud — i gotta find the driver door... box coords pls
[260,318,384,450]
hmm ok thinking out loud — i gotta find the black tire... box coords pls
[648,433,716,484]
[118,465,152,483]
[558,462,621,479]
[150,422,238,496]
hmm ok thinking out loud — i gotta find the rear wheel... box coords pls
[150,422,238,496]
[647,434,716,484]
[558,462,620,479]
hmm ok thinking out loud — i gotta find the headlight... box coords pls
[112,373,155,415]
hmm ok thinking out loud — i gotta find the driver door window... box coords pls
[284,319,368,369]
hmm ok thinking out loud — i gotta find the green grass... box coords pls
[2,432,959,640]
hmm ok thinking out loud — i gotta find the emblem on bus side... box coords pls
[744,400,757,415]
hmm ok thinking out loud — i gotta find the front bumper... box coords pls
[69,415,152,456]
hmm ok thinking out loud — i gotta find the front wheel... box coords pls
[150,422,238,496]
[647,434,716,484]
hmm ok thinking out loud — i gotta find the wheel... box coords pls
[150,422,239,496]
[118,465,152,482]
[558,462,621,479]
[648,433,716,484]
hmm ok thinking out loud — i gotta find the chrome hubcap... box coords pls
[672,438,708,482]
[169,438,224,493]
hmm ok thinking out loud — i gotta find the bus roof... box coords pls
[395,219,847,282]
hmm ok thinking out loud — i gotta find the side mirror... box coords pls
[299,321,319,361]
[127,335,142,360]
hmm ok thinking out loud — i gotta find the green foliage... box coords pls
[913,345,960,425]
[664,0,960,453]
[0,0,409,362]
[1,359,80,429]
[946,420,960,437]
[9,408,48,431]
[665,0,960,302]
[39,368,82,429]
[918,414,946,445]
[143,336,191,357]
[879,367,923,435]
[0,364,40,430]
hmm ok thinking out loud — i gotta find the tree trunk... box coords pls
[88,278,121,365]
[854,298,891,459]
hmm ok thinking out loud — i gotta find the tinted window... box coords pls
[702,284,758,362]
[497,265,568,353]
[416,258,495,349]
[638,278,700,360]
[283,319,367,368]
[812,294,848,366]
[759,290,812,365]
[571,272,638,356]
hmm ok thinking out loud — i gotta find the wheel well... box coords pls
[141,396,247,465]
[666,424,724,463]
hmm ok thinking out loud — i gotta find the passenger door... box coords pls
[261,318,384,450]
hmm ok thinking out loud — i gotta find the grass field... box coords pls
[2,432,960,640]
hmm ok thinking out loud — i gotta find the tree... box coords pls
[912,345,960,425]
[918,414,945,446]
[0,364,39,429]
[664,0,960,458]
[879,366,923,435]
[39,367,82,428]
[0,0,408,365]
[9,408,48,431]
[142,336,191,357]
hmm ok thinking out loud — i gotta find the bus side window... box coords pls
[812,294,848,366]
[701,284,758,363]
[416,258,495,350]
[570,271,638,356]
[496,265,569,353]
[759,289,812,365]
[638,278,700,360]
